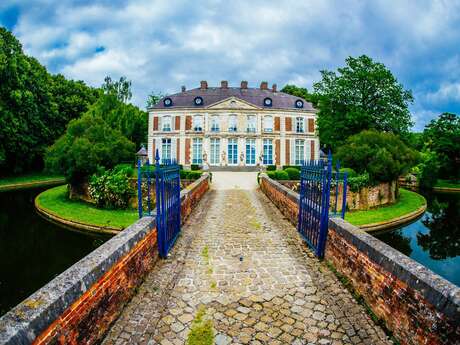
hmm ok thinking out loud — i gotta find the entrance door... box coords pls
[228,138,238,165]
[245,139,256,165]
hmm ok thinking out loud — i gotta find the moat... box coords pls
[0,187,109,316]
[375,190,460,286]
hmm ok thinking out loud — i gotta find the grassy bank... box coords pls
[435,179,460,189]
[36,185,138,230]
[345,189,426,227]
[0,172,64,191]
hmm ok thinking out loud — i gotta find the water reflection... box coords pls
[374,191,460,287]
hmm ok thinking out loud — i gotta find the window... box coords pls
[246,139,256,165]
[162,116,172,131]
[163,98,172,107]
[295,99,304,108]
[247,115,256,133]
[228,115,237,132]
[295,139,305,165]
[211,116,220,132]
[228,138,238,165]
[161,138,171,162]
[296,117,304,133]
[263,139,273,165]
[210,138,220,165]
[192,138,203,164]
[194,96,203,106]
[263,97,272,107]
[193,115,203,131]
[263,115,273,132]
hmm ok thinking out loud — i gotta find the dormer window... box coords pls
[295,99,304,108]
[162,116,172,131]
[263,97,272,107]
[164,97,173,107]
[194,96,203,106]
[193,115,203,132]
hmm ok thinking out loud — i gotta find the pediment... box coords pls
[206,97,260,110]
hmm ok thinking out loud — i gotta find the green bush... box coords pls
[267,171,276,179]
[89,167,134,209]
[339,167,357,178]
[284,167,300,180]
[190,164,201,171]
[187,171,203,180]
[282,165,301,170]
[275,170,289,180]
[347,173,370,192]
[180,170,189,180]
[419,151,440,189]
[266,165,277,171]
[336,130,419,184]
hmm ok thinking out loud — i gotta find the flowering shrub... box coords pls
[89,165,134,209]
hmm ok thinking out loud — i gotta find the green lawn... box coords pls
[345,189,426,226]
[435,179,460,189]
[36,185,138,230]
[0,172,64,187]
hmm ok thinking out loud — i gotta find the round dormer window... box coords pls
[194,96,203,106]
[264,97,272,107]
[295,99,304,108]
[164,97,173,107]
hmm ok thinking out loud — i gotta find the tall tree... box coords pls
[280,85,316,104]
[313,55,414,151]
[422,113,460,181]
[146,91,164,109]
[102,76,132,103]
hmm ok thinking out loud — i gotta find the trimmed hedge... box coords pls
[266,165,277,171]
[180,170,203,180]
[190,164,201,171]
[282,165,301,171]
[275,170,289,180]
[284,167,300,180]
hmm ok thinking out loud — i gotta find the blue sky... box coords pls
[1,0,460,131]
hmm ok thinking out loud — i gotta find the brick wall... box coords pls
[259,174,460,345]
[0,175,211,345]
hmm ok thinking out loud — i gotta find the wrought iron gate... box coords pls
[155,150,181,258]
[297,156,348,258]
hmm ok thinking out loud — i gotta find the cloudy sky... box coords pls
[1,0,460,130]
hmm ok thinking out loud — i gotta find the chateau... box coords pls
[148,81,319,169]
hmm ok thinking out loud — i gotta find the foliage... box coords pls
[274,170,289,180]
[89,166,134,209]
[345,189,426,226]
[267,171,276,179]
[102,76,132,103]
[282,165,301,170]
[339,167,357,178]
[313,55,413,151]
[187,306,214,345]
[422,113,460,181]
[347,173,370,192]
[36,185,137,229]
[280,85,317,104]
[187,171,203,180]
[146,91,164,108]
[191,164,201,171]
[284,167,300,180]
[45,113,135,184]
[0,28,99,175]
[418,150,440,190]
[266,165,277,171]
[0,172,63,187]
[336,130,419,184]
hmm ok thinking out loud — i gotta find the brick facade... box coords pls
[259,174,460,345]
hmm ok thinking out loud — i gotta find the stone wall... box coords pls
[259,174,460,345]
[278,180,398,211]
[0,174,210,345]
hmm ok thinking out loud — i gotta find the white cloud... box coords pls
[427,83,460,103]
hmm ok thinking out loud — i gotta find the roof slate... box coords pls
[151,87,314,111]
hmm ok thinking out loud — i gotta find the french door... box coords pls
[245,139,256,165]
[228,139,238,165]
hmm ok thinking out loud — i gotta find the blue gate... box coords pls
[137,149,181,258]
[297,155,348,258]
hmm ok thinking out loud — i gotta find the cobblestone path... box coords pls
[102,187,391,345]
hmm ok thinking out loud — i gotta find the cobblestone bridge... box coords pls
[103,173,390,345]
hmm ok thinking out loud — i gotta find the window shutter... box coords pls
[185,138,191,164]
[285,139,290,165]
[285,117,292,132]
[310,140,315,160]
[308,119,315,133]
[175,116,181,130]
[275,139,280,165]
[274,117,280,131]
[291,140,295,165]
[176,138,180,162]
[185,116,192,130]
[153,116,158,130]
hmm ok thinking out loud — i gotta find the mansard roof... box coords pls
[151,83,315,111]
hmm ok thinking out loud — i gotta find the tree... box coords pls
[102,76,132,103]
[422,113,460,181]
[0,28,99,175]
[45,113,135,184]
[336,130,419,184]
[280,85,316,104]
[146,92,164,109]
[313,55,414,151]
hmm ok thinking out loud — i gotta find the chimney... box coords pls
[221,80,228,89]
[260,81,268,90]
[272,83,277,92]
[181,85,186,92]
[200,80,208,90]
[241,80,248,89]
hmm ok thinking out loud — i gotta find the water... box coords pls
[0,187,110,316]
[374,191,460,287]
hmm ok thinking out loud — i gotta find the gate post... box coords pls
[146,159,152,215]
[137,159,143,219]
